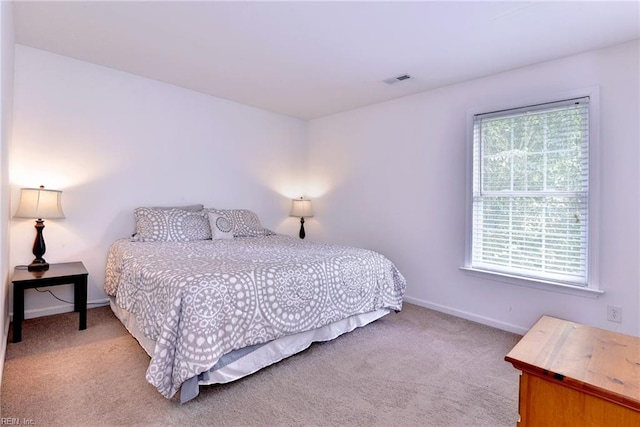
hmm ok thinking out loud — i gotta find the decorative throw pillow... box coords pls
[208,212,234,239]
[133,207,211,242]
[206,209,265,237]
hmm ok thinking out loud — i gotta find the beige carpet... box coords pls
[1,303,521,426]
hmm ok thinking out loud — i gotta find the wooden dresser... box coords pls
[505,315,640,427]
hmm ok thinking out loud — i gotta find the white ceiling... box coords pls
[12,1,640,120]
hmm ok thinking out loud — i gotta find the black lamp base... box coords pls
[299,217,306,239]
[28,259,49,272]
[28,219,49,271]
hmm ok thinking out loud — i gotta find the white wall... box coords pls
[307,40,640,336]
[0,0,14,386]
[10,45,307,318]
[7,40,640,337]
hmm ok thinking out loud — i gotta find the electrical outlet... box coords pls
[607,305,622,323]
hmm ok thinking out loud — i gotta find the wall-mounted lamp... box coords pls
[290,197,313,239]
[14,185,65,271]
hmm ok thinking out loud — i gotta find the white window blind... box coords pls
[471,97,590,286]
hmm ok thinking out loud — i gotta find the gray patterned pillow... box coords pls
[133,207,211,242]
[206,209,265,237]
[207,212,234,240]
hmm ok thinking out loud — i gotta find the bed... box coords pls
[104,206,406,402]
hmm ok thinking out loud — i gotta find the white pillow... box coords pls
[208,212,234,240]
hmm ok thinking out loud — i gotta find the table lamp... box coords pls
[290,197,313,239]
[14,185,65,271]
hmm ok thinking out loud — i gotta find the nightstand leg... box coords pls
[13,287,24,343]
[75,276,87,330]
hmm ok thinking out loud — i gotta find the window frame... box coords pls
[462,87,602,297]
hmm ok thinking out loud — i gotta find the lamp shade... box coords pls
[14,187,65,220]
[290,198,313,218]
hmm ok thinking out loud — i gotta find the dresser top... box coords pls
[505,315,640,411]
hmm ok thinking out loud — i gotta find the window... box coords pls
[468,97,592,288]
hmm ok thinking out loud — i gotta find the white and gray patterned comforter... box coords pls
[104,234,406,399]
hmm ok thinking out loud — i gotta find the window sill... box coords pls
[459,267,604,299]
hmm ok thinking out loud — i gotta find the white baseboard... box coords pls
[0,311,9,388]
[403,295,528,335]
[10,296,527,335]
[9,298,110,321]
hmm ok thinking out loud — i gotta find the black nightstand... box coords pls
[11,261,88,343]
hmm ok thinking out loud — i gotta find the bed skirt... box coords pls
[109,297,390,403]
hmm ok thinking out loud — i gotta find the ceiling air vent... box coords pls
[383,74,412,85]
